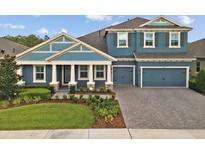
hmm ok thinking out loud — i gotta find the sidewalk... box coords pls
[1,129,205,139]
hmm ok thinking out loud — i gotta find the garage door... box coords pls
[113,67,134,85]
[142,68,186,87]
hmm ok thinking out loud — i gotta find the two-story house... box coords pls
[15,16,195,91]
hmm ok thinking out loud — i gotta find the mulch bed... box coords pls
[92,111,126,128]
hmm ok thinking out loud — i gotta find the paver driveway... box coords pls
[114,86,205,129]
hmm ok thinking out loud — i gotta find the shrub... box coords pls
[69,86,76,94]
[22,95,33,103]
[33,96,42,103]
[55,95,59,99]
[69,94,75,100]
[111,95,115,101]
[69,94,78,103]
[19,88,51,100]
[0,100,10,108]
[78,94,86,104]
[99,86,106,93]
[195,70,205,94]
[63,95,67,99]
[79,87,84,93]
[12,98,22,105]
[189,79,196,91]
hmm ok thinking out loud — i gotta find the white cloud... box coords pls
[37,27,48,34]
[111,21,121,26]
[178,15,194,25]
[60,28,68,33]
[86,15,112,21]
[0,23,25,29]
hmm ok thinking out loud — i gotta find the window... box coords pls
[78,65,88,80]
[95,65,105,80]
[33,65,46,83]
[169,32,180,48]
[196,61,200,73]
[144,32,155,48]
[117,32,128,48]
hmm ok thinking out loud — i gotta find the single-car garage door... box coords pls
[142,68,187,87]
[113,66,135,85]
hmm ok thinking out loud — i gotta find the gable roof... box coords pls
[0,38,29,59]
[188,38,205,58]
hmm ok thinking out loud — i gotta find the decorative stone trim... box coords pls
[49,81,60,92]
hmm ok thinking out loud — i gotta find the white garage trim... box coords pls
[112,65,136,85]
[140,66,190,88]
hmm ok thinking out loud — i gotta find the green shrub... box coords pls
[0,100,10,108]
[63,95,67,99]
[69,94,78,103]
[19,88,51,99]
[79,87,84,93]
[189,79,196,91]
[111,95,115,101]
[195,70,205,94]
[69,94,75,100]
[33,96,42,103]
[99,86,106,93]
[55,95,59,99]
[12,98,22,105]
[69,86,76,94]
[78,94,86,104]
[22,96,33,103]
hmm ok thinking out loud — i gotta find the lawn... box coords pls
[0,103,95,130]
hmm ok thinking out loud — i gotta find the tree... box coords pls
[0,55,21,100]
[4,34,44,47]
[44,35,50,41]
[195,70,205,94]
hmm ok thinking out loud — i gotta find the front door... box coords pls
[62,65,70,85]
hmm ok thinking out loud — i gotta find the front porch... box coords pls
[49,63,113,92]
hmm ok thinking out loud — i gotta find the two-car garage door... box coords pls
[141,67,188,88]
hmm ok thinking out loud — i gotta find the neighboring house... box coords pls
[0,38,29,59]
[16,16,195,91]
[188,38,205,76]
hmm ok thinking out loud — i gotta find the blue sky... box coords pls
[0,15,204,42]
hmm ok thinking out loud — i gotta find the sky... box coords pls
[0,15,205,42]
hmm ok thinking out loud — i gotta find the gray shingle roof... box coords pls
[188,38,205,58]
[0,38,29,58]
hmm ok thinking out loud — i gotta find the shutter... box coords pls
[166,32,169,47]
[180,32,184,47]
[128,33,132,47]
[140,32,144,47]
[113,33,117,47]
[155,33,158,47]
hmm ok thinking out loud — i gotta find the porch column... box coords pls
[17,66,25,86]
[49,64,59,91]
[87,65,95,91]
[105,64,113,90]
[68,64,77,87]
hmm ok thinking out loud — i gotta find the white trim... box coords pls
[52,42,76,44]
[139,16,183,27]
[31,51,59,53]
[69,50,94,53]
[140,66,190,88]
[17,61,51,65]
[169,32,181,48]
[51,61,112,65]
[105,28,191,32]
[117,58,136,61]
[144,32,155,48]
[33,65,46,83]
[117,32,128,48]
[112,65,136,86]
[94,65,106,80]
[78,65,89,80]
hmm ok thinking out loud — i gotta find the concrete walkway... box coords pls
[1,129,205,139]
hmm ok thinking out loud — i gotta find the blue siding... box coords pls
[18,53,54,61]
[36,44,50,51]
[106,32,188,56]
[23,65,52,85]
[54,52,109,61]
[52,43,72,51]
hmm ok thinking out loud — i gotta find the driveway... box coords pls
[114,86,205,129]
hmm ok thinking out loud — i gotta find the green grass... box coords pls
[19,88,51,99]
[0,103,95,130]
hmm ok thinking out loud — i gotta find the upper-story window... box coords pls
[169,32,180,48]
[117,32,128,48]
[144,32,155,48]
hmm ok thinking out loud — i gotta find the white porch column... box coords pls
[49,64,59,91]
[69,64,77,86]
[105,64,113,90]
[17,66,25,86]
[87,65,95,90]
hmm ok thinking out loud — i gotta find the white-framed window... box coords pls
[33,65,46,83]
[117,32,128,48]
[144,32,155,48]
[94,65,106,80]
[169,32,181,48]
[78,65,88,80]
[196,61,201,73]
